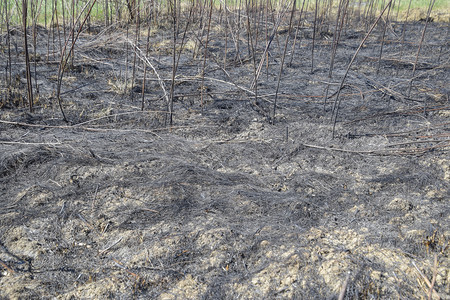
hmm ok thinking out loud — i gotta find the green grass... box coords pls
[394,0,449,12]
[0,0,109,26]
[392,0,450,21]
[0,0,448,28]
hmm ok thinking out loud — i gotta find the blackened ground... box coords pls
[0,16,449,299]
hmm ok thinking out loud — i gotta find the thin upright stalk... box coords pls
[235,0,242,63]
[331,0,393,137]
[22,0,34,112]
[31,0,39,95]
[5,0,12,87]
[251,2,287,89]
[396,0,412,76]
[264,0,269,79]
[245,0,258,106]
[131,1,140,99]
[104,0,109,26]
[175,2,194,72]
[56,0,98,121]
[376,0,391,74]
[200,0,213,111]
[61,0,67,51]
[311,0,318,73]
[168,0,178,125]
[124,25,129,95]
[47,0,52,61]
[289,0,306,66]
[44,0,47,28]
[54,0,63,58]
[245,0,251,58]
[329,0,348,78]
[273,0,296,123]
[141,7,152,111]
[322,0,348,109]
[71,0,75,67]
[223,0,228,70]
[408,0,435,97]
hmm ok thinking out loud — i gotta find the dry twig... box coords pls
[412,261,440,300]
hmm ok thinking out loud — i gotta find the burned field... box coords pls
[0,4,449,299]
